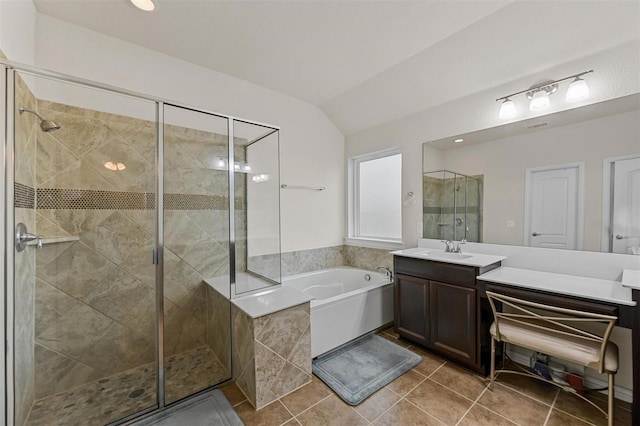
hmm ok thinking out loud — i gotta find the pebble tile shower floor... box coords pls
[26,346,228,426]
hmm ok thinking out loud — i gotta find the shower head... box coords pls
[18,105,61,132]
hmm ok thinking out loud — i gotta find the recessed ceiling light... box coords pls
[453,138,464,143]
[131,0,155,11]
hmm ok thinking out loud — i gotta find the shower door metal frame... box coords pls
[1,59,280,426]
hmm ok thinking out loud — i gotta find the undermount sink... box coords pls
[413,250,473,260]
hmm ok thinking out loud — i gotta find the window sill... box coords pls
[344,237,405,250]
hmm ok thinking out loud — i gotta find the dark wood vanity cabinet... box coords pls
[394,256,500,374]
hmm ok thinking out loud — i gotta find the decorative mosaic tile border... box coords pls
[15,182,35,209]
[32,188,239,210]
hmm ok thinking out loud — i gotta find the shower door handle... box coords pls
[16,222,42,252]
[616,234,640,240]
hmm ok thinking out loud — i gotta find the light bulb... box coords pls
[498,98,516,119]
[565,77,589,102]
[529,91,550,112]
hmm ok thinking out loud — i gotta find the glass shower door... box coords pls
[12,71,159,425]
[162,104,232,404]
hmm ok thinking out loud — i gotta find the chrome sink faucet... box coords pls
[453,239,467,253]
[442,239,466,253]
[376,266,393,281]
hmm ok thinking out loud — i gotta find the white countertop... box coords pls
[230,286,313,318]
[478,267,635,306]
[204,273,313,318]
[622,269,640,291]
[391,247,505,268]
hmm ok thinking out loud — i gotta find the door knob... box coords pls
[616,234,624,240]
[532,232,540,236]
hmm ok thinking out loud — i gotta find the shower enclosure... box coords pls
[422,170,483,243]
[2,63,280,425]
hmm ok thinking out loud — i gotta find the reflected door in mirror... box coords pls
[612,157,640,254]
[525,164,581,250]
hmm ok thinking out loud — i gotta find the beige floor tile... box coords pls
[373,400,442,426]
[494,367,559,405]
[219,382,247,407]
[282,419,302,426]
[405,379,473,425]
[553,391,631,426]
[407,346,447,377]
[385,369,426,397]
[377,332,411,348]
[477,383,550,426]
[457,404,517,426]
[429,363,488,401]
[296,394,368,426]
[235,400,293,426]
[546,409,593,426]
[279,376,332,416]
[354,387,401,422]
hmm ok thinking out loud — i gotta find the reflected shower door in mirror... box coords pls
[234,120,281,294]
[162,104,232,404]
[422,170,482,242]
[13,70,159,425]
[422,94,640,254]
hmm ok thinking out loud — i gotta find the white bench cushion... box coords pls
[490,320,618,373]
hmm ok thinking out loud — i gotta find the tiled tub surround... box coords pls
[232,302,312,410]
[249,244,394,278]
[18,98,237,421]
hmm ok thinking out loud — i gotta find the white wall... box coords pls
[346,41,640,248]
[0,0,36,64]
[26,13,344,253]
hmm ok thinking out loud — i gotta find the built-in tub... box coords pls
[282,267,393,357]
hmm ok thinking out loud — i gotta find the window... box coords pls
[349,149,402,246]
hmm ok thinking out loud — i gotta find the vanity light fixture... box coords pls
[131,0,155,11]
[496,70,593,119]
[498,98,517,119]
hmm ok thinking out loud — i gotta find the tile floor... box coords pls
[221,328,633,426]
[27,346,228,426]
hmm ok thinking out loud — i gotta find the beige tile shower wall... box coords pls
[33,101,233,399]
[232,303,311,410]
[14,73,37,426]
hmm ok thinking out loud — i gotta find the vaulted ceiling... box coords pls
[33,0,640,135]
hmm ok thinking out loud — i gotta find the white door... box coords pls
[612,157,640,254]
[525,165,581,249]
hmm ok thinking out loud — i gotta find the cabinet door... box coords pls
[395,274,429,345]
[429,280,476,364]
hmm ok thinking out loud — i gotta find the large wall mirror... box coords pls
[422,93,640,255]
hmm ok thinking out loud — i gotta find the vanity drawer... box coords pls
[394,256,476,287]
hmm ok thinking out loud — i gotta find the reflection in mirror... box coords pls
[423,94,640,254]
[422,170,483,243]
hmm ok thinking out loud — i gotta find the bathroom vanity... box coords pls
[392,248,504,373]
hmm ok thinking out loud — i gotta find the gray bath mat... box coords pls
[312,334,422,405]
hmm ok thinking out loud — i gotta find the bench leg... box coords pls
[608,373,614,426]
[490,337,496,390]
